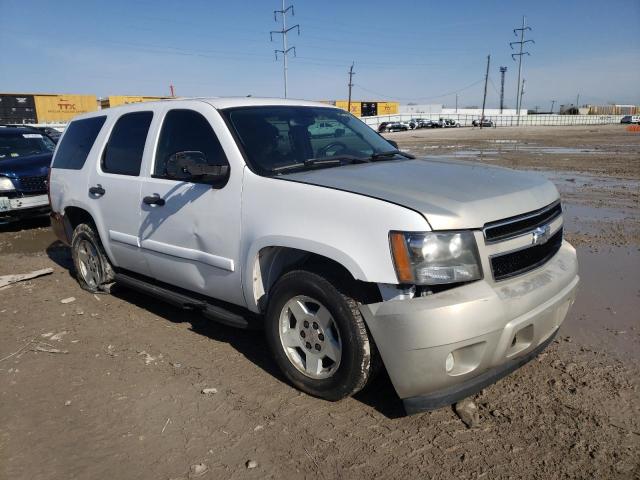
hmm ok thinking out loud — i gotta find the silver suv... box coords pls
[49,98,579,414]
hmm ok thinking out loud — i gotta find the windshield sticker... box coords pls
[23,133,43,138]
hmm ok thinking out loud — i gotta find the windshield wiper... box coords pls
[271,155,370,174]
[370,150,415,161]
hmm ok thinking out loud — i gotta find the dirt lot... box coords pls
[1,125,639,479]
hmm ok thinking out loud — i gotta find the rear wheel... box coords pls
[265,270,375,401]
[71,223,115,293]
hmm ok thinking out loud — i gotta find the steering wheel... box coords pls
[317,141,348,158]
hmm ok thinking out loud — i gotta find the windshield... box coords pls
[0,132,55,160]
[223,106,399,175]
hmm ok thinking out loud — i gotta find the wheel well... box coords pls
[64,207,95,230]
[252,247,381,313]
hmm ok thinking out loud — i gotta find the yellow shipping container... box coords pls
[34,94,98,123]
[106,95,170,108]
[335,100,361,117]
[376,102,399,115]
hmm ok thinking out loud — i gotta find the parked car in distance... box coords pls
[378,121,408,133]
[472,118,494,127]
[443,119,460,128]
[418,119,438,128]
[620,115,640,124]
[0,126,54,222]
[4,125,62,143]
[308,120,344,138]
[49,98,578,415]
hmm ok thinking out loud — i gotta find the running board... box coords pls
[114,273,250,329]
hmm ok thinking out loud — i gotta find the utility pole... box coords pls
[347,62,355,114]
[576,93,580,111]
[271,0,300,98]
[550,99,556,113]
[519,78,526,113]
[510,16,534,119]
[480,54,491,129]
[455,93,458,113]
[169,83,175,97]
[499,66,507,113]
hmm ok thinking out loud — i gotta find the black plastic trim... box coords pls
[402,329,558,415]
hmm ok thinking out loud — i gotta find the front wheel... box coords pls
[71,223,115,293]
[265,270,376,401]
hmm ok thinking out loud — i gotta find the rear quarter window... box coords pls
[52,116,106,170]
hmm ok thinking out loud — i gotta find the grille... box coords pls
[484,201,562,244]
[490,228,563,281]
[16,175,48,193]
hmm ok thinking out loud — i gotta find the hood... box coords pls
[281,157,559,230]
[0,153,52,179]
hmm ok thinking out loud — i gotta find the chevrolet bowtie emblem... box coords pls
[531,224,551,246]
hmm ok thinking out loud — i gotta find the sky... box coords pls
[1,0,639,110]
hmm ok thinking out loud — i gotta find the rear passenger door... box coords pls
[138,102,244,306]
[88,110,155,276]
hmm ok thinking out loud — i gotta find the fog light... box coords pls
[445,352,454,373]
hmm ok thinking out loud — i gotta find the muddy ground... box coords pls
[1,125,639,479]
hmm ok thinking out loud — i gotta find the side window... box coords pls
[102,111,153,176]
[52,116,106,170]
[154,109,228,178]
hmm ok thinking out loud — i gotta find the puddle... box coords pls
[0,217,57,254]
[563,247,640,360]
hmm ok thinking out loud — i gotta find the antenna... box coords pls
[271,0,300,98]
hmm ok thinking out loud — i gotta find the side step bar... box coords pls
[114,273,250,329]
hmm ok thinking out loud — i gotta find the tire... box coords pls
[71,223,115,293]
[265,270,375,401]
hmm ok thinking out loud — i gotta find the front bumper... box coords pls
[0,194,50,222]
[360,240,579,413]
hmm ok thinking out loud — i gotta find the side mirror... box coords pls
[387,139,399,149]
[166,151,229,186]
[334,128,345,138]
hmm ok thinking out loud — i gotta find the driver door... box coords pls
[138,101,244,306]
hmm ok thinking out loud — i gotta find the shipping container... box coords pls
[104,95,171,108]
[333,100,398,117]
[335,100,362,117]
[376,101,399,116]
[34,94,98,123]
[0,94,37,124]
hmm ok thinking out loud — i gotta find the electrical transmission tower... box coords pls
[510,16,534,117]
[499,66,507,113]
[270,0,300,98]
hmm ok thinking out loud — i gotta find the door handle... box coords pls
[89,185,105,196]
[143,194,165,206]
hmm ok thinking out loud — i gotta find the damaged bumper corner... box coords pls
[360,241,579,414]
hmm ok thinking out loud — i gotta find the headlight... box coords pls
[390,231,482,285]
[0,176,15,192]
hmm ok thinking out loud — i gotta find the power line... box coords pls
[510,15,534,117]
[270,0,300,98]
[354,78,484,102]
